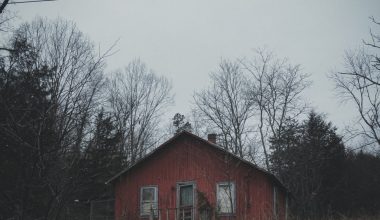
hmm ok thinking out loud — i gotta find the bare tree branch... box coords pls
[0,0,9,14]
[108,59,173,166]
[194,59,253,159]
[332,47,380,148]
[8,0,57,4]
[240,48,310,170]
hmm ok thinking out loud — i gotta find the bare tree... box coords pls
[332,17,380,148]
[108,59,173,166]
[364,16,380,73]
[240,49,310,170]
[0,5,16,52]
[194,59,253,158]
[15,17,110,150]
[193,54,309,167]
[0,10,14,33]
[9,17,112,219]
[0,0,57,14]
[332,49,380,147]
[0,0,9,14]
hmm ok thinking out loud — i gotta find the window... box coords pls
[216,182,236,214]
[140,186,158,216]
[177,182,195,220]
[179,184,194,208]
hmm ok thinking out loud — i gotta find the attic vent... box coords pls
[207,133,217,144]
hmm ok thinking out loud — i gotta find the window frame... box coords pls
[140,185,159,217]
[216,181,236,215]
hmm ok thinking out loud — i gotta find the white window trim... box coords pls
[140,186,158,217]
[216,181,236,215]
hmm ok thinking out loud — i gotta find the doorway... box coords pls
[177,182,195,220]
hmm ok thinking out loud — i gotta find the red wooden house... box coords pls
[107,131,288,220]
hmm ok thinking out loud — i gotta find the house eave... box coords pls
[105,131,288,194]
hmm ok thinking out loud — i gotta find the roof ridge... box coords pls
[105,131,287,193]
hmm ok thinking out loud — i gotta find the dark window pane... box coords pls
[142,188,155,201]
[180,185,193,207]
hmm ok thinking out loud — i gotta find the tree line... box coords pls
[171,17,380,219]
[0,14,379,219]
[0,17,173,219]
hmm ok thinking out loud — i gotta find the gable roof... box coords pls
[105,131,287,192]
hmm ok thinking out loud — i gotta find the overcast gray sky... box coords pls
[10,0,380,131]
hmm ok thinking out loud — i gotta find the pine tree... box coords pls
[0,37,57,219]
[172,113,192,134]
[270,111,345,218]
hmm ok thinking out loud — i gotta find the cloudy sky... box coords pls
[9,0,380,131]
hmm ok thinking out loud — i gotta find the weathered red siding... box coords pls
[113,134,287,220]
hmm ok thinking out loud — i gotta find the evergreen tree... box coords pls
[336,151,380,216]
[0,37,57,219]
[80,110,123,200]
[61,110,124,219]
[270,111,346,218]
[172,113,192,134]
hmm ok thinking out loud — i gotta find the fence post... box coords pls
[149,210,153,220]
[90,201,93,220]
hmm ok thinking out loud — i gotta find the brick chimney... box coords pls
[207,133,217,144]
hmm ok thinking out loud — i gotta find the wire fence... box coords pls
[118,207,213,220]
